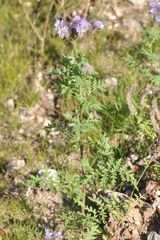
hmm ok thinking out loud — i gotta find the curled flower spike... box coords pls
[126,85,137,116]
[140,88,152,109]
[152,98,160,121]
[150,108,160,135]
[149,0,160,23]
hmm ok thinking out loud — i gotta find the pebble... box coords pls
[105,76,118,88]
[137,159,144,166]
[38,169,57,184]
[123,17,142,42]
[82,63,95,74]
[146,154,151,160]
[147,231,160,240]
[39,129,46,138]
[46,89,54,100]
[6,159,25,172]
[7,99,15,111]
[18,128,24,135]
[114,6,124,18]
[37,116,44,124]
[43,118,51,127]
[130,154,139,162]
[128,0,147,7]
[49,129,60,137]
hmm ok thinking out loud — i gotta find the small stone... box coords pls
[157,205,160,215]
[114,6,124,17]
[128,0,146,7]
[7,99,15,111]
[107,12,117,21]
[130,154,139,162]
[105,77,118,88]
[24,1,32,7]
[43,118,51,127]
[18,128,24,135]
[6,159,25,172]
[123,17,142,42]
[46,89,54,100]
[65,152,80,166]
[39,129,46,138]
[37,72,43,82]
[37,116,44,123]
[146,154,152,160]
[49,129,60,137]
[48,139,53,144]
[38,169,57,184]
[137,159,144,166]
[147,231,160,240]
[82,63,95,74]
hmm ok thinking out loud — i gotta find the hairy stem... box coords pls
[82,184,87,215]
[80,103,84,159]
[79,102,86,217]
[126,84,137,116]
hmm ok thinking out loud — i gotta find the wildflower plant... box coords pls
[46,14,136,239]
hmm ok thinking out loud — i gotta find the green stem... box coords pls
[130,158,155,198]
[72,98,76,114]
[80,103,83,160]
[72,39,78,56]
[79,102,86,218]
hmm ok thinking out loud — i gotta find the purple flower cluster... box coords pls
[44,226,63,240]
[54,19,70,38]
[72,15,92,37]
[149,0,160,23]
[54,14,104,38]
[92,20,104,30]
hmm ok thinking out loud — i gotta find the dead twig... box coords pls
[84,0,91,18]
[18,0,55,54]
[140,88,152,109]
[18,0,43,43]
[41,0,55,53]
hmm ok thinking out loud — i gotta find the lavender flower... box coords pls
[54,18,70,38]
[92,20,104,30]
[44,226,63,240]
[71,15,91,37]
[54,15,104,39]
[149,1,160,23]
